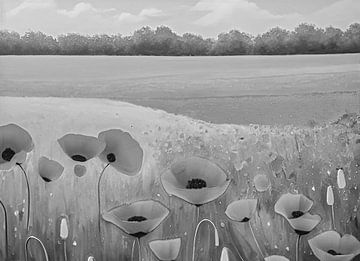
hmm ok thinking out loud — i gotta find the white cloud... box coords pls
[191,0,303,34]
[117,8,163,23]
[308,0,360,28]
[57,2,116,18]
[7,0,55,17]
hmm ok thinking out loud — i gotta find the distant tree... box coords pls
[0,31,22,55]
[58,33,90,55]
[21,31,58,55]
[343,23,360,53]
[1,23,359,55]
[321,26,344,53]
[132,26,157,55]
[181,33,211,55]
[88,34,115,55]
[153,26,182,55]
[211,30,253,55]
[291,23,325,54]
[254,27,293,55]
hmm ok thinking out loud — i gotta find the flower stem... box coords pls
[296,235,301,261]
[131,238,136,261]
[17,163,30,232]
[0,200,8,259]
[63,240,67,261]
[248,221,264,260]
[137,238,142,261]
[25,236,49,261]
[331,205,336,230]
[97,163,110,240]
[192,206,200,261]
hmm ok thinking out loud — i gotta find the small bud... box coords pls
[220,247,230,261]
[337,169,346,189]
[60,217,68,240]
[327,185,334,206]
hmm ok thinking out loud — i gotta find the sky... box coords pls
[0,0,359,38]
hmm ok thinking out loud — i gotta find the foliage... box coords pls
[0,23,359,55]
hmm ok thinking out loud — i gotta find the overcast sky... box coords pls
[0,0,359,37]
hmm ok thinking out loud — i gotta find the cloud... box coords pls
[308,0,360,28]
[191,0,303,34]
[57,2,116,18]
[117,8,163,23]
[7,0,55,16]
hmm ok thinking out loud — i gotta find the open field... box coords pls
[0,54,359,126]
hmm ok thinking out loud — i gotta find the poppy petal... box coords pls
[274,193,313,219]
[264,255,290,261]
[38,157,64,182]
[225,199,257,222]
[98,129,143,176]
[149,238,181,260]
[286,212,321,233]
[58,134,105,162]
[339,234,360,256]
[161,157,230,205]
[102,200,169,236]
[162,178,230,205]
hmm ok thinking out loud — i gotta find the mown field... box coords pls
[0,54,359,125]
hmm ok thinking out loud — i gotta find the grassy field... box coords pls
[0,54,359,126]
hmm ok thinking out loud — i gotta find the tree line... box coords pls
[0,23,359,55]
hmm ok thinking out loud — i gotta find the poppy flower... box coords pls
[149,238,181,261]
[0,123,34,170]
[38,157,64,182]
[264,256,290,261]
[161,156,230,206]
[308,230,360,261]
[58,134,105,163]
[98,129,143,176]
[225,199,257,223]
[102,200,170,238]
[274,193,321,235]
[225,199,264,259]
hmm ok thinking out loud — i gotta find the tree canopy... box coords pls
[1,23,359,55]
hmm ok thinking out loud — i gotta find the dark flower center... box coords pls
[127,216,147,222]
[327,250,341,255]
[294,230,310,236]
[42,177,52,182]
[130,232,148,238]
[241,217,250,222]
[291,211,304,219]
[107,153,116,163]
[71,154,87,162]
[186,178,207,189]
[2,147,15,162]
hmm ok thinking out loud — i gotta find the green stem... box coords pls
[192,206,200,261]
[331,205,336,230]
[296,235,301,261]
[17,163,30,232]
[63,240,67,261]
[25,236,49,261]
[138,238,142,261]
[0,200,8,259]
[249,221,264,259]
[97,163,110,240]
[131,239,136,261]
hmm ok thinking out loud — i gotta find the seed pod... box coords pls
[337,169,346,189]
[327,185,334,206]
[60,217,69,240]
